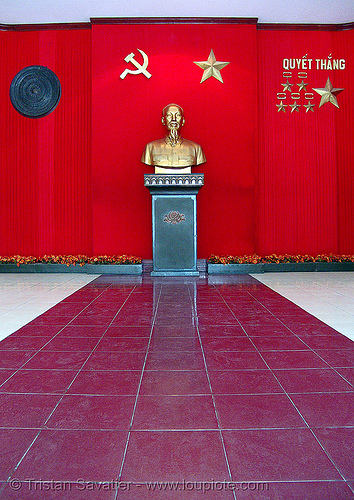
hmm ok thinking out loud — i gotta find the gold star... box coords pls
[313,77,344,108]
[297,80,308,91]
[194,49,230,83]
[281,79,293,92]
[276,101,287,113]
[304,102,315,113]
[290,101,301,113]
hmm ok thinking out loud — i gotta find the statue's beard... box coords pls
[167,126,179,146]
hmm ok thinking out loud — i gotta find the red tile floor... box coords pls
[0,274,353,499]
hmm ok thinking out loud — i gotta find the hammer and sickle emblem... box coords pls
[120,49,152,79]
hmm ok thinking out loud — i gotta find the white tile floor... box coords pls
[0,274,97,341]
[0,272,353,342]
[252,272,354,341]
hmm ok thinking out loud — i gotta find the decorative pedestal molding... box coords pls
[144,174,204,276]
[144,173,204,188]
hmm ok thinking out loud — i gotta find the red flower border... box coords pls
[2,254,352,268]
[208,254,354,265]
[0,255,142,267]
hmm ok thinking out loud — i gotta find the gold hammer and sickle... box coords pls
[120,49,152,79]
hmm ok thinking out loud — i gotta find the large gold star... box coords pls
[313,77,344,108]
[194,49,230,83]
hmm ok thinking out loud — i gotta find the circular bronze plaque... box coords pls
[10,65,61,118]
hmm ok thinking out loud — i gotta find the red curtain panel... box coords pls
[0,28,92,256]
[0,21,352,258]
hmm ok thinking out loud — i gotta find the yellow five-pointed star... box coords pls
[290,101,301,113]
[297,80,308,91]
[276,101,287,113]
[194,49,230,83]
[313,77,345,108]
[304,102,315,113]
[281,79,293,92]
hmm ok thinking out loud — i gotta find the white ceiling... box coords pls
[0,0,353,25]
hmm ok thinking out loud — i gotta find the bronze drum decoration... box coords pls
[10,65,61,118]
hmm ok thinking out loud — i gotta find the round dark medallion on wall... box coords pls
[10,65,61,118]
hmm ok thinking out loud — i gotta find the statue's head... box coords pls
[162,104,185,133]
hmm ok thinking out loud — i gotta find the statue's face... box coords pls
[162,105,184,131]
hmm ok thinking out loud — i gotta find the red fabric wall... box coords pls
[92,22,258,258]
[0,21,352,258]
[257,28,353,255]
[334,29,354,254]
[0,28,92,256]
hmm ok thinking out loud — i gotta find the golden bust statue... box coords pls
[141,103,206,174]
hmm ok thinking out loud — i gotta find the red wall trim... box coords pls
[0,22,91,31]
[257,22,354,31]
[1,19,352,31]
[90,17,259,25]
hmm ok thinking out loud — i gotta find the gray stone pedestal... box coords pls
[144,174,204,276]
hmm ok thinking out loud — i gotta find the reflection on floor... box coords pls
[0,274,353,499]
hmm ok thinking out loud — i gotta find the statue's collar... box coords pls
[165,135,183,147]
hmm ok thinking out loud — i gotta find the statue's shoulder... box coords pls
[182,138,206,164]
[145,138,165,148]
[141,138,165,165]
[183,138,203,149]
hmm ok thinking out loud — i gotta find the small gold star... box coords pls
[281,79,293,92]
[194,49,230,83]
[313,77,344,108]
[276,101,287,113]
[290,101,301,113]
[304,102,315,113]
[297,80,308,91]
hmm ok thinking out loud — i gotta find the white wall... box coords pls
[0,0,353,25]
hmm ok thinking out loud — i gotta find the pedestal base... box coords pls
[151,270,200,277]
[144,174,204,276]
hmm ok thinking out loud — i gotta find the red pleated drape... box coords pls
[0,22,352,258]
[257,28,353,255]
[91,22,258,259]
[0,28,92,256]
[334,29,354,254]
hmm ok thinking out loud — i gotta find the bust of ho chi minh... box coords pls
[141,103,206,174]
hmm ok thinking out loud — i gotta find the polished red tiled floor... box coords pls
[0,274,353,499]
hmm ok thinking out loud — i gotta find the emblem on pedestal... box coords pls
[163,211,186,224]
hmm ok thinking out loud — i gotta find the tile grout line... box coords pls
[2,277,139,490]
[245,288,354,389]
[0,275,98,339]
[188,283,238,500]
[1,389,352,397]
[250,275,354,337]
[0,425,353,432]
[114,281,163,499]
[213,277,354,384]
[37,282,140,424]
[0,279,118,388]
[210,276,350,484]
[1,275,352,496]
[244,285,354,388]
